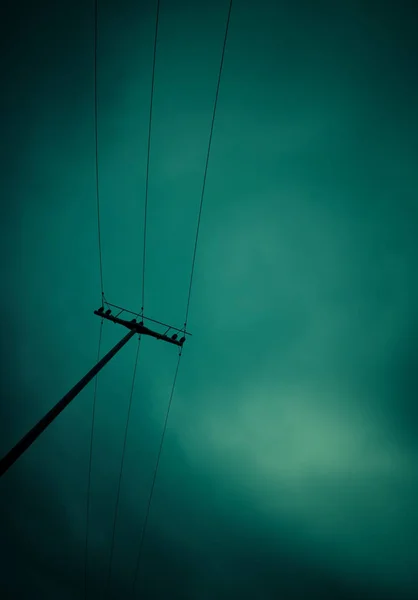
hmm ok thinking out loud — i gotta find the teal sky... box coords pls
[1,0,418,598]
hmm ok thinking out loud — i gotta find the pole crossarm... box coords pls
[102,301,192,337]
[94,307,187,347]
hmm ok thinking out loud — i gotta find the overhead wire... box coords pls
[105,336,142,596]
[183,0,233,331]
[130,2,233,594]
[141,0,161,315]
[84,2,105,597]
[131,350,182,597]
[93,0,105,308]
[84,317,104,600]
[103,0,161,593]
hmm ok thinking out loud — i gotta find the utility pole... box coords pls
[0,307,188,479]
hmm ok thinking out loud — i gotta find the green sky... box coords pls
[1,0,418,598]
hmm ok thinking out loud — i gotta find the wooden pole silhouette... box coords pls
[0,308,187,479]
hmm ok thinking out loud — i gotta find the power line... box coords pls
[131,350,183,597]
[141,0,161,314]
[84,317,104,600]
[129,3,233,592]
[94,0,104,307]
[85,3,104,594]
[184,0,233,330]
[106,337,142,596]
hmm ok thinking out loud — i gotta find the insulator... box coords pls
[105,309,111,316]
[179,336,186,344]
[171,334,178,340]
[97,306,104,313]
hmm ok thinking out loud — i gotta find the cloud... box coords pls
[176,371,418,588]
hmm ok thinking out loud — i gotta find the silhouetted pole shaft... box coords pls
[0,328,136,479]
